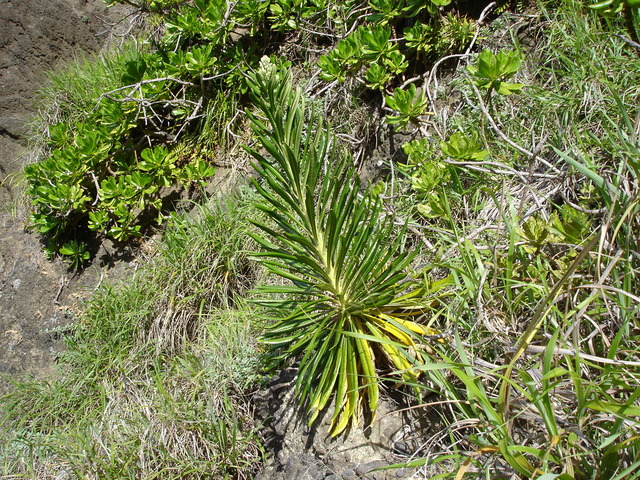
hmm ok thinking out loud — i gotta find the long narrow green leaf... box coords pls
[245,67,431,435]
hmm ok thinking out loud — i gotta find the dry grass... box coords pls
[0,189,265,479]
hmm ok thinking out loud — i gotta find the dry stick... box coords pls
[310,79,338,99]
[225,109,244,141]
[335,132,366,145]
[424,1,496,135]
[520,185,562,220]
[94,67,237,111]
[399,75,424,90]
[560,189,607,214]
[297,23,339,38]
[343,10,372,37]
[173,96,204,140]
[104,95,199,107]
[93,77,197,110]
[423,53,471,140]
[92,271,106,293]
[201,64,240,81]
[95,7,143,41]
[90,172,101,206]
[466,2,497,56]
[53,276,68,305]
[523,344,640,367]
[465,73,562,174]
[303,68,324,96]
[427,53,471,105]
[443,158,556,180]
[581,314,610,352]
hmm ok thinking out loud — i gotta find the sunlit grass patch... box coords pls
[0,189,265,479]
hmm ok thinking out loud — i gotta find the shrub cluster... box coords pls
[25,0,481,267]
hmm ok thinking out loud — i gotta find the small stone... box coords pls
[340,469,357,480]
[395,468,407,479]
[355,461,386,477]
[392,441,409,455]
[314,440,327,456]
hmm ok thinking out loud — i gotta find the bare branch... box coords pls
[465,72,563,174]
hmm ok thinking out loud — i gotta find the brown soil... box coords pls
[0,0,133,394]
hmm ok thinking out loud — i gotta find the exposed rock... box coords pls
[0,0,121,174]
[254,367,439,480]
[0,0,132,394]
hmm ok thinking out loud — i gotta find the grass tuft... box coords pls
[0,188,265,479]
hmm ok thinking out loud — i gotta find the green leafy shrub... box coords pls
[385,84,432,129]
[404,22,438,53]
[318,34,363,81]
[25,110,214,264]
[398,130,494,219]
[365,63,393,89]
[25,0,258,266]
[58,240,91,270]
[367,0,448,24]
[318,2,476,89]
[399,138,451,217]
[318,24,408,83]
[467,49,525,96]
[440,131,488,161]
[404,14,475,57]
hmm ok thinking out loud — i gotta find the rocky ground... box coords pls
[254,368,443,480]
[0,0,133,394]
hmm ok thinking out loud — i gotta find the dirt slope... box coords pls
[0,0,129,393]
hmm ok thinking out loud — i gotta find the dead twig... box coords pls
[523,344,640,367]
[53,276,68,305]
[465,72,563,174]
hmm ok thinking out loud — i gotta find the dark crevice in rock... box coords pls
[0,127,21,141]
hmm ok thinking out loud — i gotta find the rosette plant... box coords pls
[245,67,433,435]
